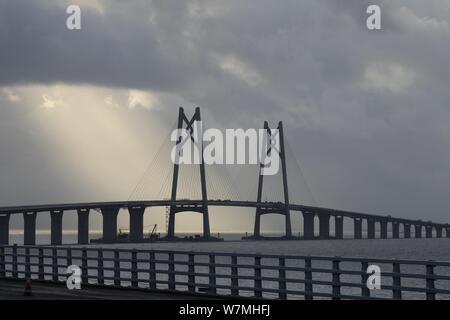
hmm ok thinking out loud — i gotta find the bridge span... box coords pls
[0,199,449,245]
[0,107,448,245]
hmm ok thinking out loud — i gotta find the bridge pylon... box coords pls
[166,107,218,241]
[245,121,296,240]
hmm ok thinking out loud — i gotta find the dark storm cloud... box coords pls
[0,0,193,90]
[1,0,450,223]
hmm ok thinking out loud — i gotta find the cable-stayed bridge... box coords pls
[0,107,449,245]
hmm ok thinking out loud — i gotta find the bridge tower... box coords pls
[166,107,212,239]
[252,121,293,239]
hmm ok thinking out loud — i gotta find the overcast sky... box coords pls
[1,0,450,231]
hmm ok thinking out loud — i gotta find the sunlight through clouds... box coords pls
[127,90,158,110]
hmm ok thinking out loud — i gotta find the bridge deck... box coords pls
[0,199,447,227]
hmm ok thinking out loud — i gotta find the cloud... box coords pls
[1,0,450,228]
[2,88,21,103]
[127,90,158,110]
[361,63,415,93]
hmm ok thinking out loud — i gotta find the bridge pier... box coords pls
[367,219,375,239]
[253,209,261,238]
[447,228,450,238]
[50,211,63,245]
[436,227,443,238]
[303,212,315,239]
[101,207,119,243]
[426,226,433,238]
[77,209,89,244]
[380,220,388,239]
[284,208,292,238]
[415,225,422,238]
[318,213,330,239]
[0,214,10,245]
[403,223,411,238]
[167,209,176,238]
[23,212,37,245]
[392,221,400,239]
[334,216,344,239]
[129,206,145,242]
[353,218,362,239]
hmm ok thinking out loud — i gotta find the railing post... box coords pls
[114,249,120,286]
[131,250,138,288]
[254,255,262,298]
[149,251,156,289]
[81,248,88,285]
[0,247,5,278]
[426,262,436,300]
[209,254,217,294]
[52,248,58,281]
[392,263,402,300]
[12,244,18,278]
[361,261,370,298]
[168,252,175,290]
[332,258,341,300]
[231,254,239,296]
[278,257,287,299]
[304,257,313,300]
[187,252,195,293]
[25,247,31,280]
[38,247,44,280]
[98,250,104,285]
[66,248,72,267]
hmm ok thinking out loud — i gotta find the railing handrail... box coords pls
[1,244,449,267]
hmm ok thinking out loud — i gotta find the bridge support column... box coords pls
[23,212,37,245]
[353,218,362,239]
[303,212,315,239]
[426,226,433,238]
[335,216,344,239]
[403,223,411,238]
[318,214,330,239]
[129,207,145,242]
[253,208,262,238]
[447,228,450,238]
[380,220,388,239]
[168,209,176,238]
[77,209,89,244]
[0,214,10,245]
[101,207,119,243]
[415,225,422,238]
[392,221,400,239]
[367,219,375,239]
[436,227,443,238]
[50,211,63,245]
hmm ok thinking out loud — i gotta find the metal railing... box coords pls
[0,245,450,300]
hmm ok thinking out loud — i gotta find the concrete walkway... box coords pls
[0,279,216,300]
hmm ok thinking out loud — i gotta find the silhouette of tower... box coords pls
[166,107,211,239]
[252,121,293,238]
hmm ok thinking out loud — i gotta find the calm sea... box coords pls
[8,231,450,261]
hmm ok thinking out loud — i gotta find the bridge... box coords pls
[0,107,449,245]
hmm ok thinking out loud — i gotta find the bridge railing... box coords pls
[1,245,450,300]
